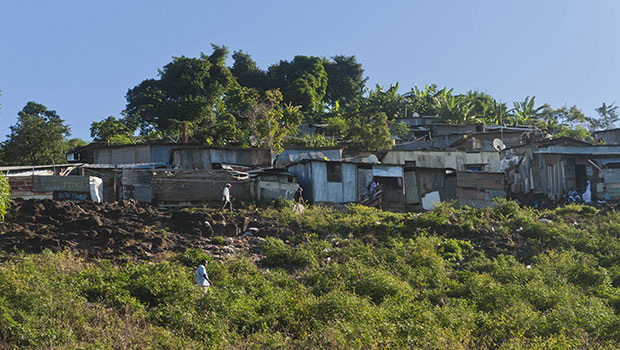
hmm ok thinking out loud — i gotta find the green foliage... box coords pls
[239,89,302,153]
[230,50,266,91]
[589,103,619,131]
[64,137,88,152]
[390,121,411,139]
[90,115,136,144]
[10,176,620,349]
[261,237,320,269]
[347,111,393,151]
[125,45,237,142]
[287,133,339,147]
[2,101,71,166]
[174,248,212,268]
[323,55,367,107]
[324,115,349,138]
[266,55,328,117]
[0,172,10,222]
[509,96,548,126]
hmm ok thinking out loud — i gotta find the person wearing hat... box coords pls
[220,183,232,211]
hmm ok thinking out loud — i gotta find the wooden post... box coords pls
[183,122,188,144]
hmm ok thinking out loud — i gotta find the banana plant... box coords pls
[509,96,546,126]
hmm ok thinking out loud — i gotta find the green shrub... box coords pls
[125,262,195,307]
[174,248,212,268]
[261,237,319,269]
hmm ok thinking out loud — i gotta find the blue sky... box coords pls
[1,0,618,140]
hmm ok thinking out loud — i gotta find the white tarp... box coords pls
[89,176,103,203]
[422,191,441,210]
[372,165,403,178]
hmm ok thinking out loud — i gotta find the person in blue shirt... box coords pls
[196,260,212,294]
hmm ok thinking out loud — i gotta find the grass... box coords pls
[4,199,620,348]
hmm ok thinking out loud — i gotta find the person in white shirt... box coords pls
[220,183,232,211]
[196,260,212,294]
[582,181,592,203]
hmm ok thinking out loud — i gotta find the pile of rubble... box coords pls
[0,199,291,261]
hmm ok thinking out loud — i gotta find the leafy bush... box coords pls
[7,202,620,348]
[0,172,10,222]
[261,237,319,269]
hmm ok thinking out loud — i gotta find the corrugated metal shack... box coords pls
[404,167,456,210]
[602,162,620,199]
[172,148,272,170]
[7,175,101,201]
[151,170,254,205]
[275,147,343,168]
[252,169,298,201]
[381,150,501,172]
[1,164,101,201]
[449,128,533,151]
[286,159,457,211]
[392,122,534,150]
[79,163,170,203]
[594,128,620,145]
[504,138,620,201]
[456,171,506,208]
[287,160,358,204]
[93,144,185,164]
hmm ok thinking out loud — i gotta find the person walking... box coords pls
[294,186,304,203]
[220,183,232,211]
[196,260,212,294]
[293,186,304,214]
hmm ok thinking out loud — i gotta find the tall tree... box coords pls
[90,115,136,145]
[266,56,328,117]
[125,45,236,140]
[538,105,587,134]
[65,138,88,151]
[230,50,266,91]
[2,102,70,165]
[323,55,367,107]
[589,103,619,131]
[235,89,302,153]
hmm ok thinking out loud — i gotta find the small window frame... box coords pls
[326,163,342,183]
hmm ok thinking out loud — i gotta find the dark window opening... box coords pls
[375,176,405,202]
[326,163,342,183]
[575,164,586,193]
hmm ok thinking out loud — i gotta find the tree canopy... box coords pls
[266,55,328,117]
[125,45,236,141]
[2,102,70,165]
[85,44,617,152]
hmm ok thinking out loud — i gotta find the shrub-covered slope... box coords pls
[2,200,620,349]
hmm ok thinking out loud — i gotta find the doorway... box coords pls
[574,164,586,193]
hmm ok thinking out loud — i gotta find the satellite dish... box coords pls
[367,154,379,163]
[493,138,506,151]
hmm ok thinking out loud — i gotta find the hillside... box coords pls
[2,200,620,349]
